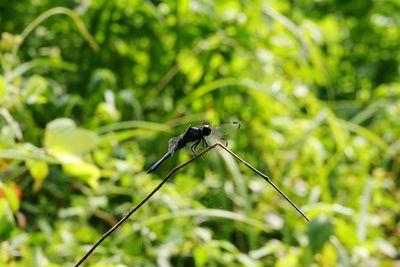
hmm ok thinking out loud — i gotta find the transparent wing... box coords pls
[206,122,240,146]
[211,122,240,138]
[168,136,180,151]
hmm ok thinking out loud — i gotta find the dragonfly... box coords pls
[147,122,240,173]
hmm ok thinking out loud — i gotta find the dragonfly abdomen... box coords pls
[147,150,173,173]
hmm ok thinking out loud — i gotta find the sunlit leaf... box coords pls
[23,75,48,104]
[0,182,20,212]
[0,148,57,163]
[62,162,101,189]
[320,243,337,266]
[194,245,210,266]
[335,220,359,247]
[0,75,5,99]
[33,246,48,267]
[44,118,99,163]
[26,159,49,192]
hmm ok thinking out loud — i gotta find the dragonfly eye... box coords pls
[202,125,212,136]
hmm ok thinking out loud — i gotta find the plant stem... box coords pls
[217,143,310,222]
[74,142,309,266]
[74,143,218,266]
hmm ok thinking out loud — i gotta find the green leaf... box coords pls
[33,246,50,267]
[0,75,6,101]
[23,75,48,104]
[194,245,210,266]
[62,162,100,189]
[6,58,77,82]
[335,220,359,247]
[26,160,49,192]
[0,183,20,212]
[0,199,15,241]
[44,118,99,163]
[307,216,335,254]
[0,143,58,162]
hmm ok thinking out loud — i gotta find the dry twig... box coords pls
[74,143,308,266]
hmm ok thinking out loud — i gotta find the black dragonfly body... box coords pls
[147,122,239,173]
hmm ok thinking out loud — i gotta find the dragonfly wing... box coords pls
[168,136,180,152]
[148,135,182,173]
[212,122,240,138]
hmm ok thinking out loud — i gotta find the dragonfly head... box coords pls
[201,125,212,136]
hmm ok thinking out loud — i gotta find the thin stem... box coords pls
[74,143,218,267]
[13,7,99,56]
[217,143,310,222]
[74,141,309,266]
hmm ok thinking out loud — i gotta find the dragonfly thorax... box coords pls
[147,122,239,173]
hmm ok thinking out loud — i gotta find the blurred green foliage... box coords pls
[0,0,399,266]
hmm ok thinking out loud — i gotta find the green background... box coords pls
[0,0,399,266]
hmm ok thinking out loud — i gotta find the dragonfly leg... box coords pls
[202,137,209,147]
[221,137,228,146]
[191,139,201,155]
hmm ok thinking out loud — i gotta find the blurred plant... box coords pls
[0,0,399,266]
